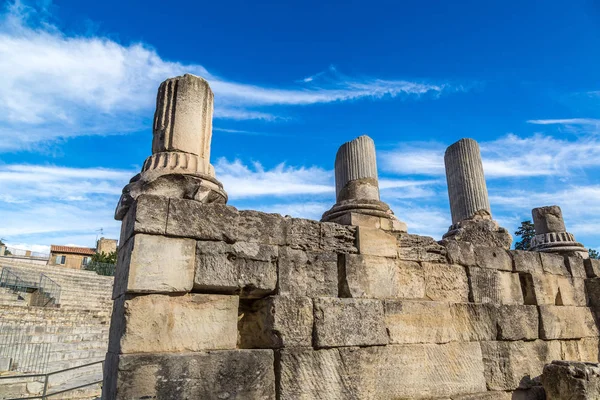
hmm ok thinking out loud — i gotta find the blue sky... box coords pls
[1,0,600,254]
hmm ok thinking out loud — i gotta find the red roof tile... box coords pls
[50,245,96,256]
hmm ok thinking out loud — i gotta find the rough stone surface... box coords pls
[313,297,388,348]
[585,258,600,278]
[278,343,487,399]
[586,277,600,308]
[492,305,539,341]
[355,226,397,257]
[320,222,358,253]
[481,340,562,390]
[452,392,511,400]
[512,250,543,274]
[474,247,512,271]
[339,254,425,299]
[285,218,321,251]
[119,195,168,247]
[113,234,195,298]
[541,360,600,400]
[444,241,476,266]
[540,252,570,276]
[397,233,448,263]
[238,295,313,348]
[195,240,277,298]
[538,306,599,340]
[166,199,239,242]
[278,247,338,297]
[103,350,275,400]
[109,293,238,354]
[444,219,513,250]
[566,254,588,279]
[384,301,496,344]
[237,210,286,246]
[423,263,469,302]
[521,272,586,306]
[532,205,566,235]
[468,267,524,305]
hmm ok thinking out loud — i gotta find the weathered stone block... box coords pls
[492,304,539,341]
[586,277,600,308]
[481,340,562,390]
[320,222,357,253]
[566,255,588,278]
[166,198,239,242]
[521,272,586,306]
[540,252,570,275]
[355,226,397,257]
[384,300,495,344]
[468,267,523,304]
[278,248,337,297]
[108,293,238,354]
[278,343,487,399]
[285,218,321,251]
[194,241,277,298]
[237,210,286,245]
[511,250,543,274]
[119,194,168,247]
[339,254,425,299]
[511,387,546,400]
[423,263,469,302]
[397,233,448,263]
[103,349,275,399]
[542,361,600,400]
[452,392,511,400]
[538,305,599,339]
[113,234,195,298]
[444,241,476,266]
[238,295,312,348]
[585,258,600,278]
[313,297,387,348]
[475,247,512,271]
[577,337,600,363]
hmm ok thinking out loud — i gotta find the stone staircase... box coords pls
[0,260,113,399]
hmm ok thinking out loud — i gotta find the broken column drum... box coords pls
[529,205,587,256]
[114,74,227,220]
[444,138,491,225]
[321,135,406,231]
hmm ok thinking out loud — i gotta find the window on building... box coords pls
[82,256,90,266]
[56,255,66,264]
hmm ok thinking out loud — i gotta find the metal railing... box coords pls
[0,268,29,298]
[0,360,104,399]
[0,268,61,307]
[84,261,116,277]
[0,326,51,374]
[37,274,60,306]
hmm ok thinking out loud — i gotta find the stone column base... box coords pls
[529,232,588,258]
[442,219,512,249]
[321,201,407,232]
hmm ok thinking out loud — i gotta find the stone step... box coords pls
[0,332,109,344]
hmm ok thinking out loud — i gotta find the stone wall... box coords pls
[103,194,600,399]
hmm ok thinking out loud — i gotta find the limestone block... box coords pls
[585,258,600,278]
[355,226,397,257]
[542,361,600,400]
[452,392,511,400]
[423,263,469,302]
[511,250,543,274]
[339,254,425,299]
[468,267,524,304]
[320,222,357,253]
[586,277,600,308]
[521,272,586,306]
[237,210,286,245]
[444,241,476,266]
[533,205,566,234]
[511,387,546,400]
[397,233,448,263]
[119,194,168,247]
[577,337,600,363]
[113,234,195,298]
[481,340,562,390]
[285,218,321,251]
[313,297,387,348]
[238,295,313,348]
[278,248,337,297]
[492,305,539,340]
[384,300,496,344]
[278,343,487,399]
[108,293,238,354]
[540,252,570,275]
[538,305,599,339]
[566,254,588,278]
[475,247,512,271]
[166,198,239,242]
[102,349,275,400]
[330,211,382,228]
[194,241,277,298]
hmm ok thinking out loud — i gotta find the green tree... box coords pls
[514,220,535,250]
[91,251,117,264]
[589,249,600,260]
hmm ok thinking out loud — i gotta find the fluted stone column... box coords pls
[444,138,491,225]
[115,74,227,220]
[322,135,406,232]
[530,205,587,257]
[442,138,511,248]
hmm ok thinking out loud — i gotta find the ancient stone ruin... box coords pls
[102,74,600,399]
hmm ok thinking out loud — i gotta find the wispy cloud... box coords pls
[527,118,600,126]
[0,1,456,152]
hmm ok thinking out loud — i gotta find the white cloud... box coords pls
[527,118,600,126]
[0,1,454,152]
